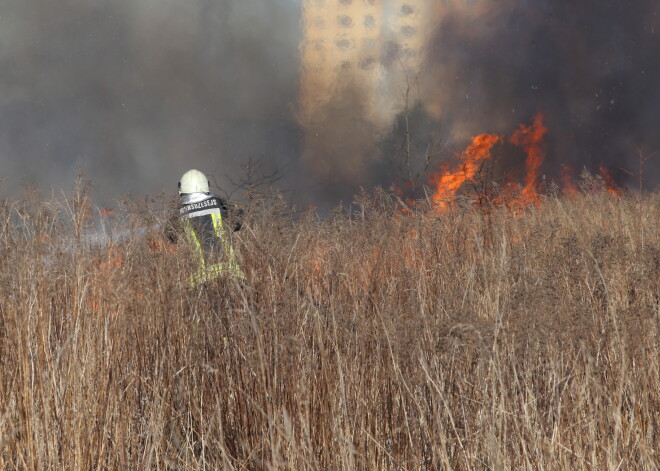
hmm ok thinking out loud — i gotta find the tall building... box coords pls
[378,1,438,122]
[299,0,439,126]
[299,0,382,122]
[297,1,505,200]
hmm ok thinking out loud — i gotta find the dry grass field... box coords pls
[0,184,658,470]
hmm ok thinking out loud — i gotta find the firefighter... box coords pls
[170,169,245,288]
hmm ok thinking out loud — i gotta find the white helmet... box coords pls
[178,169,210,195]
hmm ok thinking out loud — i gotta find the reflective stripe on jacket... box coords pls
[180,194,245,287]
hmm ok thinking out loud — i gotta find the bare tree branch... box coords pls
[211,156,287,200]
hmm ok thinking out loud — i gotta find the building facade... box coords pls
[299,0,439,126]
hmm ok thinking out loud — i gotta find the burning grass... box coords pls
[0,186,659,469]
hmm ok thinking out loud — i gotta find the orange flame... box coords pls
[99,245,123,271]
[425,111,624,217]
[147,236,176,254]
[510,112,548,204]
[429,133,501,208]
[88,244,123,314]
[598,166,621,195]
[560,165,578,198]
[99,208,115,218]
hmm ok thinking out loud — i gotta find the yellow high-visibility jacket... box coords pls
[178,193,245,287]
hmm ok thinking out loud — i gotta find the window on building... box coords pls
[336,38,352,50]
[363,38,377,50]
[401,5,414,15]
[381,40,400,66]
[401,26,417,37]
[338,15,353,27]
[359,56,376,70]
[401,48,417,59]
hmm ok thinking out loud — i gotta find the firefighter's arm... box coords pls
[231,207,244,232]
[221,199,243,232]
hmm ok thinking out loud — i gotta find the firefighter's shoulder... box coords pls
[180,197,222,216]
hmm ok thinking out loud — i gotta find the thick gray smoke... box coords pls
[0,0,303,204]
[1,0,658,210]
[423,0,660,188]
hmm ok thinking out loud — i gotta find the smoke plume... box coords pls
[0,0,303,204]
[422,0,660,188]
[1,0,658,209]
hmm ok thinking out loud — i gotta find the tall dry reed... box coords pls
[0,184,658,470]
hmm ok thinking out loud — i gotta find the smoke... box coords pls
[1,0,658,209]
[299,74,380,204]
[0,0,303,204]
[423,0,660,187]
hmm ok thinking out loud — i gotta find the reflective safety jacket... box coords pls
[178,193,245,287]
